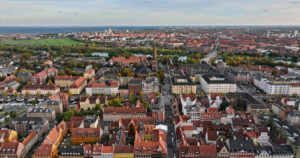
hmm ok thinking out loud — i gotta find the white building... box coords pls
[180,95,203,121]
[21,85,60,95]
[142,76,160,94]
[85,80,119,96]
[254,76,300,96]
[257,128,270,146]
[287,110,300,126]
[200,74,236,93]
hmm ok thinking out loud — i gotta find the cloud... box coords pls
[262,9,269,12]
[289,0,300,5]
[0,0,299,26]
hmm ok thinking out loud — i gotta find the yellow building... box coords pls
[83,69,95,79]
[79,96,99,110]
[171,76,196,94]
[71,128,100,144]
[33,121,67,158]
[69,77,87,95]
[113,145,134,158]
[55,76,79,87]
[0,129,18,143]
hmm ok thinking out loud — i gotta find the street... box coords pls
[162,65,177,158]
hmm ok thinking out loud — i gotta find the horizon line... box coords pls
[1,25,300,27]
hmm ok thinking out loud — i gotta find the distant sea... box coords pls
[0,26,161,34]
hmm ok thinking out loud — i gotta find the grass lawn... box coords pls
[0,38,84,46]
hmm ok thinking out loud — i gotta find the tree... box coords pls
[108,98,121,107]
[0,76,6,82]
[292,55,298,63]
[154,70,165,83]
[143,102,151,113]
[4,117,10,123]
[220,92,224,97]
[95,104,101,111]
[292,93,298,97]
[25,91,30,97]
[271,70,278,76]
[36,91,41,98]
[15,77,21,82]
[9,111,17,119]
[2,91,7,97]
[22,53,32,60]
[155,91,160,96]
[64,68,72,76]
[121,68,134,77]
[48,80,54,85]
[67,90,72,97]
[129,92,138,104]
[58,71,66,76]
[132,62,139,68]
[13,92,18,97]
[200,91,205,97]
[120,93,125,102]
[139,92,144,102]
[219,102,229,111]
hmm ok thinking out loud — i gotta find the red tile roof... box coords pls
[207,130,218,141]
[33,144,53,156]
[22,84,59,90]
[113,145,133,154]
[199,145,217,157]
[101,146,113,153]
[70,77,86,88]
[85,69,95,75]
[22,131,37,146]
[71,128,100,138]
[103,107,147,114]
[110,56,147,66]
[0,130,11,140]
[55,76,79,81]
[0,142,19,154]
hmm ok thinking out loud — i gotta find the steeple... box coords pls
[152,43,158,72]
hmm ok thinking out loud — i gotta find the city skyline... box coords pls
[0,0,300,26]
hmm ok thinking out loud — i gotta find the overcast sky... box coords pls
[0,0,300,26]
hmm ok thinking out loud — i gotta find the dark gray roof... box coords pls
[226,92,266,109]
[227,138,255,153]
[17,72,32,77]
[58,147,84,156]
[135,65,154,75]
[255,146,272,155]
[272,145,293,155]
[171,76,195,85]
[11,117,43,125]
[201,73,235,84]
[29,108,54,113]
[84,115,98,122]
[128,78,142,85]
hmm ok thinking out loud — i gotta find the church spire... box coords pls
[152,42,158,72]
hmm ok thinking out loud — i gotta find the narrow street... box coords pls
[162,65,177,158]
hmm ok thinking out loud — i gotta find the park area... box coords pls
[0,38,84,46]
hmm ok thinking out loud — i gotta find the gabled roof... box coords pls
[33,144,53,156]
[22,131,37,146]
[113,145,133,154]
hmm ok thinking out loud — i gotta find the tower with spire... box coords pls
[152,43,158,72]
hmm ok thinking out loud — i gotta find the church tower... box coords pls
[152,44,158,72]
